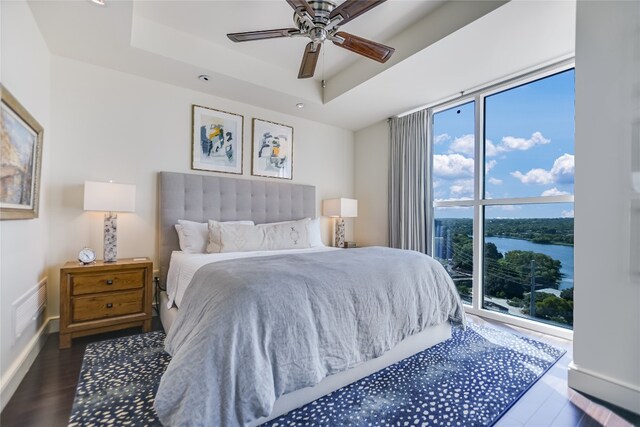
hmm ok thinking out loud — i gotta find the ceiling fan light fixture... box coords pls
[227,0,393,79]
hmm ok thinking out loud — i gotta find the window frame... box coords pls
[429,60,575,340]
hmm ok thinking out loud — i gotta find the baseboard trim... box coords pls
[0,315,59,412]
[568,361,640,415]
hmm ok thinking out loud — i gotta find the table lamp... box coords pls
[322,198,357,248]
[83,180,136,262]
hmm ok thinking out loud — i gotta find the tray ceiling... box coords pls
[27,0,575,131]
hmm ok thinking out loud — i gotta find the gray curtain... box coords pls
[388,109,431,254]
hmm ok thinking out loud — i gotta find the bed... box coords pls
[154,171,465,426]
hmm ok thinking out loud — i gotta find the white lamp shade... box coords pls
[84,181,136,212]
[322,198,357,218]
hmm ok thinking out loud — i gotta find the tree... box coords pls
[521,292,573,326]
[502,251,562,289]
[452,234,473,272]
[485,258,524,299]
[485,242,503,260]
[560,287,573,301]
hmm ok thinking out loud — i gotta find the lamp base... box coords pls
[104,213,117,262]
[335,217,345,248]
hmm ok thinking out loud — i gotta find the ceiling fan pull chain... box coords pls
[322,43,326,86]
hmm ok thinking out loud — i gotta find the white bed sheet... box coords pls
[165,246,339,308]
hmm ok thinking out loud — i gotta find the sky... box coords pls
[433,69,575,219]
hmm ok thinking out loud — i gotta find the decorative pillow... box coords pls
[256,218,323,247]
[262,218,311,250]
[216,223,269,253]
[176,219,253,253]
[209,218,312,253]
[206,220,257,253]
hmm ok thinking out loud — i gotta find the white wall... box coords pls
[354,120,389,247]
[569,0,640,414]
[46,56,355,318]
[0,0,51,409]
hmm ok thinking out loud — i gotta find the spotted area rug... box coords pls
[68,323,564,427]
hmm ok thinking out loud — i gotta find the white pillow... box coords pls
[256,218,323,248]
[176,219,253,253]
[307,218,324,247]
[262,218,311,250]
[216,223,269,253]
[208,218,312,253]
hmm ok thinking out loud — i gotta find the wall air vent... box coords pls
[12,278,47,341]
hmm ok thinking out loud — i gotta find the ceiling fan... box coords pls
[227,0,395,79]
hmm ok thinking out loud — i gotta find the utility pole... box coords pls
[530,259,536,318]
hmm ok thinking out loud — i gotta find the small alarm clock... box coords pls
[78,247,97,265]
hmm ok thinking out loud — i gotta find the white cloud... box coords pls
[449,136,502,158]
[550,153,575,184]
[449,179,474,199]
[435,133,451,144]
[485,140,498,157]
[449,134,474,156]
[561,209,574,218]
[485,131,551,157]
[433,203,472,209]
[498,205,522,212]
[488,177,503,185]
[511,168,554,184]
[541,187,570,197]
[485,160,497,173]
[447,132,550,158]
[511,153,575,185]
[433,154,474,179]
[499,131,551,152]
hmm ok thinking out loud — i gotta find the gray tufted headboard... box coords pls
[158,171,316,285]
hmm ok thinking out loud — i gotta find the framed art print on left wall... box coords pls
[0,84,43,220]
[192,105,244,175]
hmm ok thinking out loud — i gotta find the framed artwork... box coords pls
[0,85,43,220]
[251,118,293,180]
[192,105,243,174]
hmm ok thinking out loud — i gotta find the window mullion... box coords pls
[472,94,484,311]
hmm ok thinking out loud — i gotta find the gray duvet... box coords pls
[154,247,465,426]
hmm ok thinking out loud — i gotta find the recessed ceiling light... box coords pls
[198,75,210,82]
[90,0,105,6]
[296,103,305,109]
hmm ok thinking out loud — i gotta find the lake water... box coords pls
[484,236,574,290]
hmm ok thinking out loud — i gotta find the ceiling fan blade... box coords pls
[333,31,394,63]
[298,42,321,79]
[285,0,315,18]
[227,28,299,42]
[329,0,386,26]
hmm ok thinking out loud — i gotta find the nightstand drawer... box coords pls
[71,270,144,295]
[72,290,143,322]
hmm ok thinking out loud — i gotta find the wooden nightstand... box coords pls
[59,258,153,349]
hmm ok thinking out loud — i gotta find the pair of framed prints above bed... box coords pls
[191,104,293,180]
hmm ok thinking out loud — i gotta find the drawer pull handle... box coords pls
[106,303,113,308]
[106,280,114,285]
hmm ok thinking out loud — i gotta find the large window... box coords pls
[431,66,575,332]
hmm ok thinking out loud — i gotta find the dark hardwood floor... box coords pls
[1,317,163,427]
[472,316,640,427]
[1,315,638,427]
